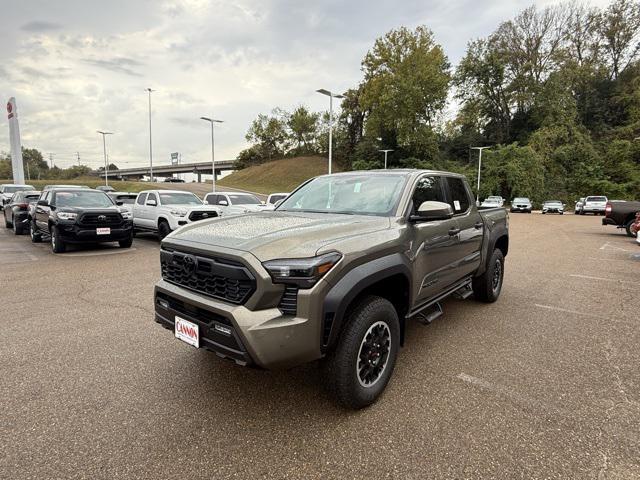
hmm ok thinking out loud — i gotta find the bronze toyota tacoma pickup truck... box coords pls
[154,170,509,408]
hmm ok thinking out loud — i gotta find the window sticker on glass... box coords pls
[354,183,362,193]
[454,200,461,211]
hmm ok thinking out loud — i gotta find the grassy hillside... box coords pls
[218,156,336,194]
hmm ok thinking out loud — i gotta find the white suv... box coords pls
[133,190,221,238]
[581,196,608,215]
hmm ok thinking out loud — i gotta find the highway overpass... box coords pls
[98,159,236,181]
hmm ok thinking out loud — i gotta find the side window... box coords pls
[411,176,445,214]
[446,177,471,214]
[136,193,147,205]
[204,194,216,204]
[43,191,51,203]
[217,195,228,205]
[147,193,157,205]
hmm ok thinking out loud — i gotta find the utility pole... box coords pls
[147,88,154,182]
[316,89,345,175]
[48,153,54,169]
[200,116,224,192]
[97,131,114,187]
[471,146,491,205]
[76,152,81,167]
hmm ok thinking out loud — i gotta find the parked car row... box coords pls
[2,182,291,252]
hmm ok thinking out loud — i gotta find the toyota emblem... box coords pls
[97,215,107,222]
[202,213,209,218]
[182,255,197,275]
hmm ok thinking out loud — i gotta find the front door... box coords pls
[408,175,461,304]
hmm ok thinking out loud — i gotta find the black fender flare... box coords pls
[321,253,412,352]
[476,227,508,277]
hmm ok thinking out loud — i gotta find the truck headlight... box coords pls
[170,209,187,217]
[57,212,77,220]
[263,252,342,289]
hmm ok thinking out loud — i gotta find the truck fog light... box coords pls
[158,299,169,309]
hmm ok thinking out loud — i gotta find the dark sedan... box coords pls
[3,190,41,234]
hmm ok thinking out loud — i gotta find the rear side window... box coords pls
[446,177,471,213]
[136,193,147,205]
[204,194,216,204]
[147,193,158,205]
[411,176,445,214]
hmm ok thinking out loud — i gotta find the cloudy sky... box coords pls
[0,0,611,170]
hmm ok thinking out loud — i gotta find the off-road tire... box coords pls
[14,219,23,235]
[30,220,42,243]
[473,248,505,303]
[324,295,400,409]
[51,225,66,253]
[4,211,11,228]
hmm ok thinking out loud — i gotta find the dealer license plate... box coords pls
[96,227,111,235]
[175,316,199,348]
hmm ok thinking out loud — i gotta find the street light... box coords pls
[97,130,113,186]
[378,149,394,169]
[200,116,224,192]
[316,89,345,175]
[146,88,155,182]
[471,146,490,204]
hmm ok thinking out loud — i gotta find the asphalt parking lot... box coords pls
[2,213,639,479]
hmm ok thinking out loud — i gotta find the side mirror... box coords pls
[218,200,228,206]
[411,201,453,222]
[274,199,284,208]
[116,201,123,206]
[146,199,157,206]
[37,200,48,207]
[204,200,209,205]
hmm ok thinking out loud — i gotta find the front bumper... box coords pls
[153,244,326,369]
[57,221,133,243]
[510,206,531,212]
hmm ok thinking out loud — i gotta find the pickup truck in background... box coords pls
[154,170,509,409]
[133,190,221,239]
[581,196,608,215]
[203,191,267,216]
[603,200,640,236]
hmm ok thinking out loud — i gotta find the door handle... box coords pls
[474,222,483,229]
[448,228,460,236]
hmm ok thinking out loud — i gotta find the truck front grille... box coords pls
[189,210,219,222]
[160,249,255,305]
[79,212,122,226]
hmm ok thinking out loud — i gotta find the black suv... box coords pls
[30,188,134,253]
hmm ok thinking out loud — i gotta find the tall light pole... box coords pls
[316,89,344,175]
[379,149,394,169]
[471,146,490,204]
[200,116,224,192]
[146,88,155,182]
[97,131,113,186]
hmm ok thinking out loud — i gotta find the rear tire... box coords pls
[4,211,11,228]
[473,248,505,303]
[51,226,66,253]
[324,296,400,409]
[158,220,171,240]
[30,220,42,243]
[625,218,636,237]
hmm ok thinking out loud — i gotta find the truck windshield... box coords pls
[277,174,406,216]
[158,193,202,205]
[54,191,114,208]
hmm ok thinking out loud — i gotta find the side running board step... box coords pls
[416,302,443,325]
[453,282,473,300]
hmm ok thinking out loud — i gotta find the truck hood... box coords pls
[166,210,391,261]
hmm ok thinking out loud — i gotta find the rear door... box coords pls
[35,191,51,231]
[144,192,159,228]
[444,176,483,279]
[409,175,461,303]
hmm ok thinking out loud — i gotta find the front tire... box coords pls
[119,233,133,248]
[324,296,400,409]
[30,220,42,243]
[158,220,171,240]
[473,248,505,303]
[4,211,11,228]
[51,226,66,253]
[624,218,635,237]
[14,218,23,235]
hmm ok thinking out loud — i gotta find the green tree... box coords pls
[287,106,319,154]
[360,25,450,160]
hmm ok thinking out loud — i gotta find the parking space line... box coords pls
[569,274,635,285]
[58,248,139,258]
[599,242,635,252]
[533,304,600,318]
